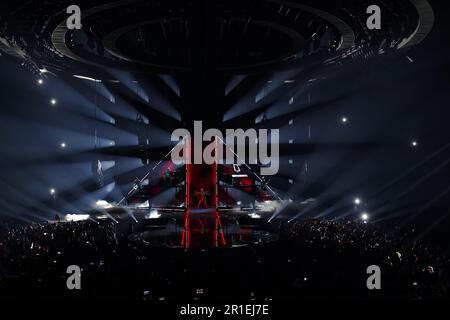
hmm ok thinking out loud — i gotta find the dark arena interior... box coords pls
[1,0,450,312]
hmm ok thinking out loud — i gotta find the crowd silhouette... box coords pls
[0,218,449,300]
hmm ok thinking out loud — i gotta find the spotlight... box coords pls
[361,212,369,221]
[145,209,161,219]
[95,200,113,209]
[60,142,66,148]
[65,214,89,222]
[37,79,44,85]
[341,116,348,124]
[73,75,102,82]
[50,188,56,195]
[232,174,248,178]
[51,98,57,105]
[411,140,418,147]
[354,197,361,205]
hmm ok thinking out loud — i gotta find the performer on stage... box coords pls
[194,188,209,208]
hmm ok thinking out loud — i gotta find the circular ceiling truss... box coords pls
[1,0,434,74]
[49,0,356,73]
[102,17,307,71]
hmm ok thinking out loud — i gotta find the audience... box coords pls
[0,218,448,300]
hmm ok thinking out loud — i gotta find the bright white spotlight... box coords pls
[37,79,44,85]
[354,197,361,205]
[73,75,102,82]
[49,188,56,195]
[145,209,161,219]
[39,67,49,74]
[341,116,348,124]
[65,214,89,222]
[60,142,66,148]
[136,200,150,208]
[361,212,369,221]
[51,98,57,105]
[411,140,418,147]
[95,200,113,209]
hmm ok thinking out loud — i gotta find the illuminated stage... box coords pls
[128,208,279,249]
[83,143,285,249]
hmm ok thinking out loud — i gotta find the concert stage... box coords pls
[128,208,279,249]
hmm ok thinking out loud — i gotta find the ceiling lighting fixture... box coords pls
[73,75,102,82]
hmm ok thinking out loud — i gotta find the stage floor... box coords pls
[127,208,279,249]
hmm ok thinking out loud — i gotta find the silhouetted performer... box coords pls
[194,188,209,208]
